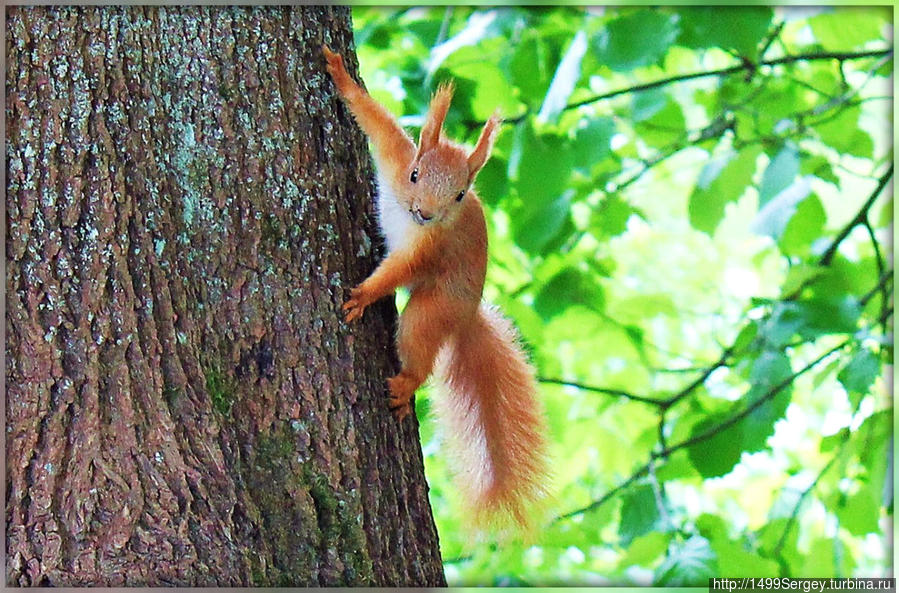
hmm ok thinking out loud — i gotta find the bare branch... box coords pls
[771,453,840,557]
[538,377,665,406]
[467,47,892,128]
[554,461,651,522]
[556,337,851,522]
[818,165,893,266]
[652,340,850,461]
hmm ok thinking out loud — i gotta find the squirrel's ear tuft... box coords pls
[467,112,500,183]
[418,82,454,156]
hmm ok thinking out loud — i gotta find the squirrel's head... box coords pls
[403,82,500,226]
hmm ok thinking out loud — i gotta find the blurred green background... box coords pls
[350,6,893,586]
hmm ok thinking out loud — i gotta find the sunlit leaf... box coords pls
[779,193,827,256]
[689,146,761,235]
[809,8,889,50]
[620,532,670,567]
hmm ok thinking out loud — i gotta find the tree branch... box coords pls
[818,164,893,266]
[660,348,733,410]
[771,453,840,557]
[479,47,892,128]
[538,377,665,406]
[556,337,851,522]
[652,340,850,461]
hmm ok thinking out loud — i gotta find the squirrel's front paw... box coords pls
[322,46,347,80]
[342,286,369,322]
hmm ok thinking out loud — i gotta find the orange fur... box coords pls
[324,46,550,530]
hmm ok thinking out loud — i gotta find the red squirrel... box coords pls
[324,46,549,529]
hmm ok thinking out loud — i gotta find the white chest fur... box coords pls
[375,169,418,254]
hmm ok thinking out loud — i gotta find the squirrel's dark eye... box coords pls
[456,190,466,202]
[410,168,419,183]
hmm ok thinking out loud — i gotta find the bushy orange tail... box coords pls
[435,302,550,532]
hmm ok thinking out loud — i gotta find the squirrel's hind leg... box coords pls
[389,291,458,420]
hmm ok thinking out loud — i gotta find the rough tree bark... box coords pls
[6,6,445,586]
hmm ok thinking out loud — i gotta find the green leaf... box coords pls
[515,123,572,206]
[591,194,633,239]
[810,8,888,50]
[620,532,670,567]
[759,302,805,348]
[837,348,880,406]
[798,537,858,576]
[743,351,793,452]
[695,513,729,542]
[781,263,825,298]
[571,117,615,171]
[752,178,811,240]
[676,6,773,60]
[762,296,861,345]
[835,485,881,536]
[533,267,605,319]
[688,147,761,235]
[449,59,521,121]
[712,540,779,577]
[476,156,509,206]
[795,295,862,337]
[815,104,873,159]
[856,411,891,512]
[594,10,679,72]
[512,123,576,253]
[758,146,800,208]
[632,88,668,123]
[779,194,827,256]
[619,483,661,545]
[801,154,840,187]
[507,35,557,105]
[655,535,718,586]
[749,350,793,393]
[687,414,743,478]
[512,192,573,254]
[732,321,759,354]
[636,97,686,148]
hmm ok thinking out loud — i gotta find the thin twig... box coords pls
[654,340,849,460]
[818,165,893,266]
[557,338,850,521]
[660,348,732,410]
[538,377,665,406]
[771,454,840,557]
[467,47,892,128]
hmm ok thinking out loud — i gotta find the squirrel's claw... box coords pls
[387,374,416,421]
[322,45,347,80]
[389,400,412,421]
[342,299,365,323]
[342,286,368,322]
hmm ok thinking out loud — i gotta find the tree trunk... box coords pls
[6,5,445,586]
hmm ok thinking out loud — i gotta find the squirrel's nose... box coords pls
[412,207,433,224]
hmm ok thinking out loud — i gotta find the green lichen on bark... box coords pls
[238,424,373,586]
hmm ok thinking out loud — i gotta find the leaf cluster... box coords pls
[352,6,892,585]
